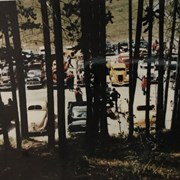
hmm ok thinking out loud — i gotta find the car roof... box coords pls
[27,100,47,110]
[118,52,129,57]
[111,63,126,68]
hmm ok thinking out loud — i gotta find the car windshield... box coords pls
[28,105,42,110]
[114,68,125,71]
[28,69,41,76]
[27,78,40,82]
[71,106,87,119]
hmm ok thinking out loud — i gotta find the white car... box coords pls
[27,100,48,133]
[26,77,43,89]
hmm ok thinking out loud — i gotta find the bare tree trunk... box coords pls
[2,10,21,149]
[145,0,153,135]
[163,0,178,125]
[171,36,180,133]
[128,0,144,138]
[40,0,55,148]
[131,0,144,100]
[10,1,28,139]
[128,0,134,139]
[156,0,165,136]
[96,0,108,138]
[79,0,94,146]
[51,0,66,155]
[80,0,108,148]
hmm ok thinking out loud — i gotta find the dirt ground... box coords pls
[0,133,180,180]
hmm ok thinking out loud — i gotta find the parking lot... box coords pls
[0,51,175,142]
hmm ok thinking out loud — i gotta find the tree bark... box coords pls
[163,0,178,126]
[1,10,21,149]
[145,0,153,135]
[156,0,165,136]
[128,0,134,139]
[10,1,28,139]
[128,0,144,138]
[80,0,94,150]
[171,36,180,133]
[40,0,55,148]
[51,0,66,155]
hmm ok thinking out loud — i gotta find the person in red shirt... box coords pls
[141,76,147,95]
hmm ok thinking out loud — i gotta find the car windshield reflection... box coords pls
[71,106,87,119]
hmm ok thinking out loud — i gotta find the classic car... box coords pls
[117,52,130,72]
[67,101,87,133]
[27,100,48,133]
[26,77,43,89]
[109,63,129,86]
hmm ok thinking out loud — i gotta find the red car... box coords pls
[117,52,130,71]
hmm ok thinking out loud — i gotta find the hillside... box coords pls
[106,0,139,42]
[1,1,140,52]
[0,1,168,52]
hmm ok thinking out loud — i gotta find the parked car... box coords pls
[118,41,129,52]
[166,60,177,82]
[67,101,87,133]
[0,103,15,134]
[27,100,48,133]
[117,52,130,72]
[109,63,129,86]
[138,59,158,84]
[0,79,11,91]
[0,68,12,91]
[26,77,43,89]
[140,40,148,49]
[27,62,45,87]
[139,57,155,69]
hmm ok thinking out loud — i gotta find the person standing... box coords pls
[141,76,147,95]
[67,55,73,68]
[0,100,11,148]
[110,88,121,112]
[66,71,74,91]
[74,86,83,103]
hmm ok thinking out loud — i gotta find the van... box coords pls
[109,63,129,86]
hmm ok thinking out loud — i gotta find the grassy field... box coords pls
[1,0,141,52]
[0,1,166,52]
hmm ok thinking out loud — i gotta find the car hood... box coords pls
[69,120,86,126]
[112,71,125,76]
[27,110,47,128]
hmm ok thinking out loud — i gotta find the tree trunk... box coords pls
[145,0,153,135]
[128,0,134,139]
[171,36,180,133]
[51,0,66,155]
[131,0,144,101]
[10,1,28,139]
[128,0,144,138]
[1,10,21,149]
[40,0,55,148]
[96,0,108,138]
[91,0,108,139]
[80,0,108,148]
[163,0,178,125]
[156,0,165,136]
[80,0,95,151]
